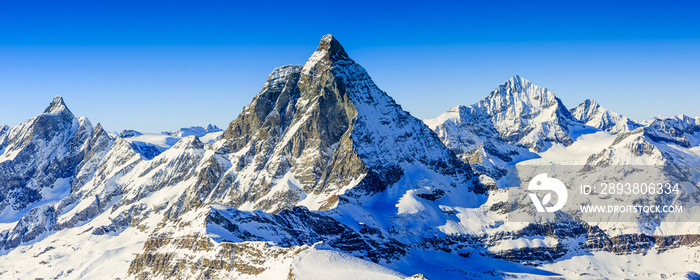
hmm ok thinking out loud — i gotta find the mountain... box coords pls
[570,99,642,133]
[0,125,8,140]
[1,37,700,280]
[422,75,700,275]
[119,129,142,138]
[161,124,222,138]
[0,35,491,279]
[0,96,112,222]
[125,36,488,277]
[424,75,586,180]
[578,114,700,166]
[643,115,700,148]
[212,34,481,213]
[425,75,584,153]
[118,125,224,160]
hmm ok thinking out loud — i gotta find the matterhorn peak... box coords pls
[43,95,71,114]
[316,34,349,61]
[302,34,353,75]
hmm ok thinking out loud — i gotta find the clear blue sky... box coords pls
[1,0,699,132]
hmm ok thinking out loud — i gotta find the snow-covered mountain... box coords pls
[211,34,481,213]
[425,75,584,153]
[1,36,699,279]
[423,74,700,277]
[0,96,112,223]
[118,124,224,159]
[571,99,642,133]
[162,124,222,138]
[0,35,489,279]
[424,75,587,180]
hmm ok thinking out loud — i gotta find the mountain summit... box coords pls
[427,75,583,154]
[570,99,641,133]
[43,96,71,114]
[424,75,586,180]
[493,74,531,95]
[301,34,356,77]
[0,97,110,223]
[315,34,350,61]
[481,75,576,127]
[215,34,480,213]
[111,34,485,277]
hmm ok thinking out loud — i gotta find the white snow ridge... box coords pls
[1,36,700,280]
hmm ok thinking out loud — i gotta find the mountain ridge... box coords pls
[570,98,642,133]
[0,36,699,279]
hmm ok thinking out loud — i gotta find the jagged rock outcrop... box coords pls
[643,115,700,148]
[570,99,641,133]
[206,206,407,261]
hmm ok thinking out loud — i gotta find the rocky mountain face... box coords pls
[0,36,699,280]
[643,115,700,148]
[0,96,112,222]
[424,75,584,180]
[122,35,488,278]
[212,34,479,213]
[570,99,642,133]
[0,125,8,140]
[429,75,582,152]
[569,111,700,170]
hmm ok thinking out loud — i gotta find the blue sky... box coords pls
[1,0,699,132]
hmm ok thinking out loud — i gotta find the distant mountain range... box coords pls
[0,35,699,279]
[116,124,223,160]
